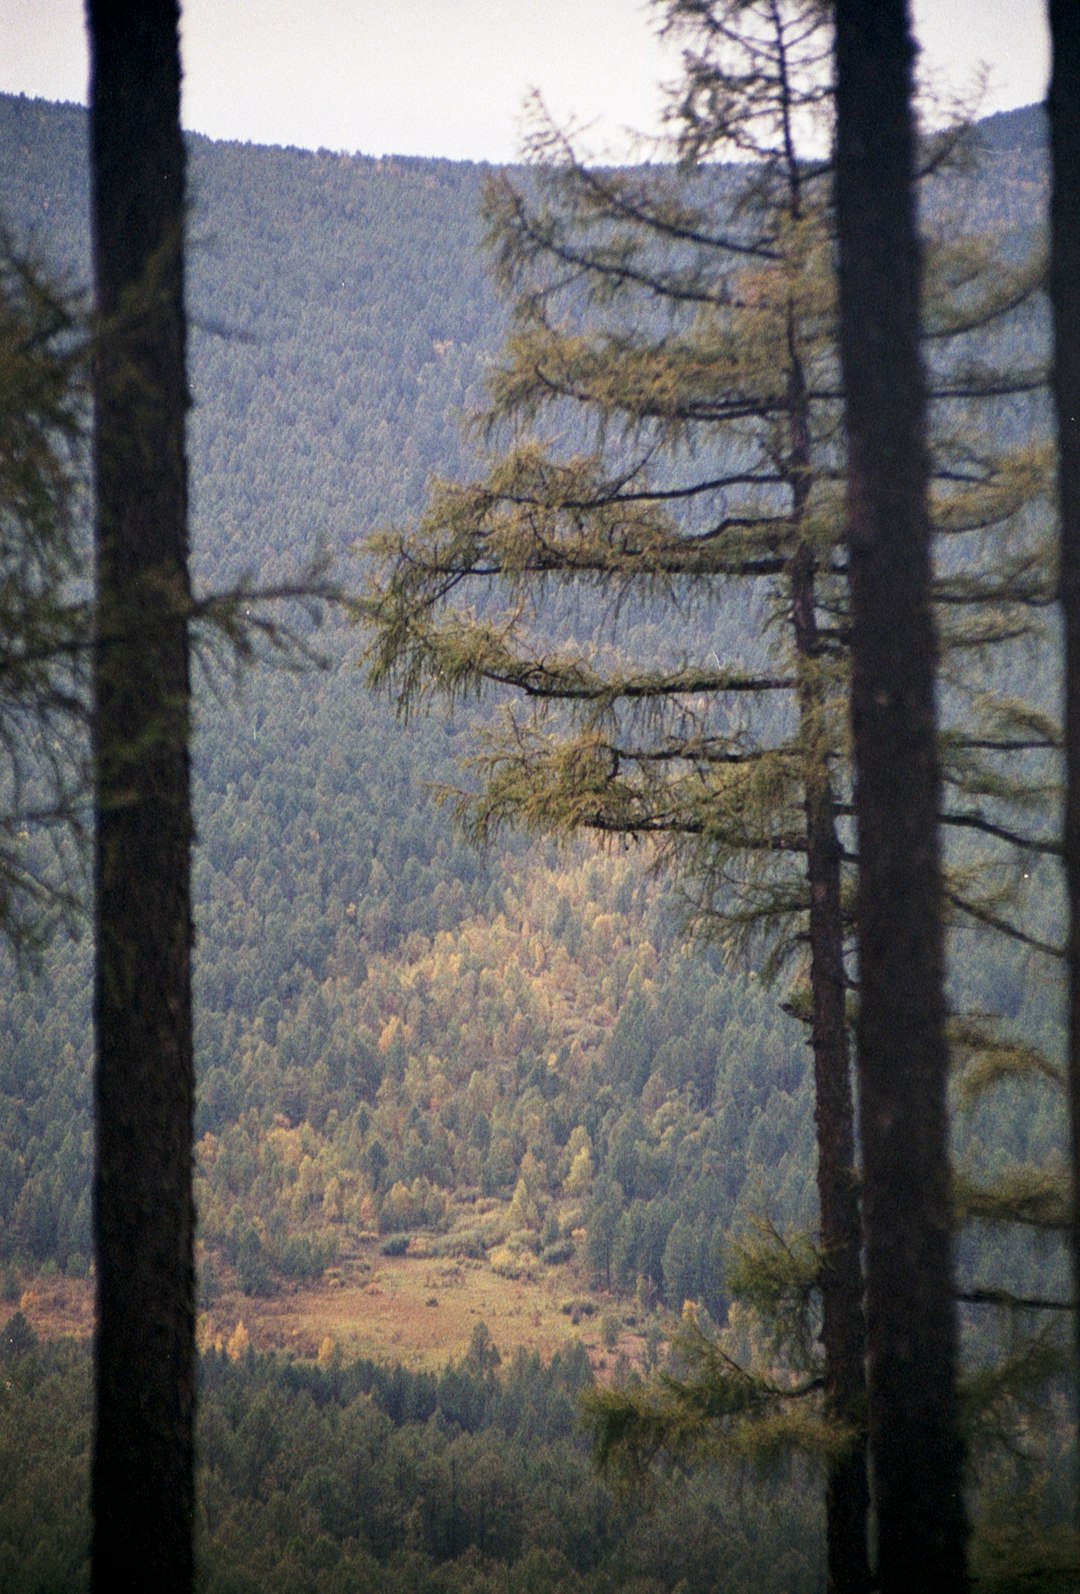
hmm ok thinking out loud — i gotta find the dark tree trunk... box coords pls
[1048,0,1080,1516]
[88,3,195,1590]
[833,2,967,1589]
[786,325,871,1594]
[791,549,871,1594]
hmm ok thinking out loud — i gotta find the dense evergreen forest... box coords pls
[0,91,838,1312]
[0,90,1072,1588]
[2,1322,829,1594]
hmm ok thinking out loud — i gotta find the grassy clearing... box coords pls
[14,1240,650,1378]
[200,1239,624,1372]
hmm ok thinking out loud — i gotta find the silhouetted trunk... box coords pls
[792,553,871,1594]
[88,3,195,1590]
[833,2,967,1588]
[1049,0,1080,1518]
[787,328,871,1594]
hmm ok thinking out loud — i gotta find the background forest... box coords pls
[0,89,1070,1591]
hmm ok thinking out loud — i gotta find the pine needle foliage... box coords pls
[585,1287,842,1495]
[951,1016,1067,1107]
[364,59,1049,989]
[0,237,89,952]
[586,1224,1071,1531]
[955,1168,1071,1234]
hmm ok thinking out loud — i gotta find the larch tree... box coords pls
[834,0,967,1587]
[367,15,873,1577]
[1048,0,1080,1493]
[366,4,1047,1588]
[87,2,196,1589]
[0,244,88,951]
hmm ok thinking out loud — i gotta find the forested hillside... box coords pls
[0,88,1063,1307]
[0,91,843,1315]
[0,89,1071,1590]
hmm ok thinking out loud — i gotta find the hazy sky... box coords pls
[2,1,1050,163]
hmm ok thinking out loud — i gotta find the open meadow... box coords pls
[13,1235,650,1378]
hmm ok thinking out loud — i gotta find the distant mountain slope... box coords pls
[3,93,503,571]
[0,96,1061,1333]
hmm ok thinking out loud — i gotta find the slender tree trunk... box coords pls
[791,548,870,1594]
[787,325,871,1594]
[833,2,967,1588]
[88,4,195,1590]
[1049,0,1080,1527]
[793,590,870,1593]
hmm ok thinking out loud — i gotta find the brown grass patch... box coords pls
[13,1242,649,1380]
[200,1240,604,1370]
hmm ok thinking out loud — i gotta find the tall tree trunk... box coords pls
[833,2,967,1588]
[88,4,195,1590]
[787,323,871,1594]
[791,547,870,1594]
[1049,0,1080,1524]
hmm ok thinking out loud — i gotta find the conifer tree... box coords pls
[1049,0,1080,1486]
[0,244,87,951]
[365,3,1045,1585]
[88,2,196,1588]
[367,26,874,1578]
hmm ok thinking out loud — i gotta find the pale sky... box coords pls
[1,1,1051,164]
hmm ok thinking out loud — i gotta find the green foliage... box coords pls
[0,237,88,953]
[961,1324,1070,1459]
[234,1225,274,1298]
[0,87,1071,1582]
[724,1220,821,1370]
[586,1314,841,1491]
[1,1308,37,1359]
[0,1335,825,1594]
[363,85,1050,987]
[951,1015,1067,1106]
[955,1166,1070,1233]
[585,1214,837,1491]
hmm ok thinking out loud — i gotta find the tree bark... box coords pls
[1048,0,1080,1521]
[786,321,871,1594]
[833,2,967,1588]
[88,3,195,1590]
[791,569,870,1594]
